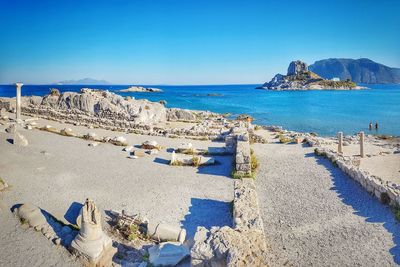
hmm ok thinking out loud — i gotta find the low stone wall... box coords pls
[21,107,227,141]
[232,127,252,177]
[191,128,268,266]
[235,139,251,176]
[191,179,267,266]
[307,137,400,208]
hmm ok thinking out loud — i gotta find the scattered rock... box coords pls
[60,128,75,137]
[14,131,29,146]
[146,149,159,155]
[124,146,134,152]
[111,136,128,146]
[5,124,16,133]
[133,150,146,157]
[17,204,47,228]
[88,142,99,147]
[83,132,97,141]
[141,140,160,150]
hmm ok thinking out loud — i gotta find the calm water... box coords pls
[1,84,399,137]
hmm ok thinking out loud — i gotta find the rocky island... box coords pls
[257,60,364,90]
[119,86,163,93]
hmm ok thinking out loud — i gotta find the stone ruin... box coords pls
[190,127,268,266]
[70,198,116,266]
[287,60,308,76]
[191,179,268,266]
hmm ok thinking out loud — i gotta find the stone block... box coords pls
[149,242,189,266]
[14,131,28,146]
[133,150,146,157]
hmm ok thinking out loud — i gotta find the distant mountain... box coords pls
[309,58,400,84]
[55,78,111,85]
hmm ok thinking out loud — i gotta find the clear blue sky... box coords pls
[0,0,399,84]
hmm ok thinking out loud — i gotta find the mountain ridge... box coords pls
[54,78,111,85]
[309,58,400,84]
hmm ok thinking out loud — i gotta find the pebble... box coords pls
[53,237,61,246]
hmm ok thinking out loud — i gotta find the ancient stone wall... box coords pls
[234,129,252,176]
[191,128,268,266]
[307,138,400,208]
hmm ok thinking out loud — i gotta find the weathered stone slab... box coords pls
[149,242,189,266]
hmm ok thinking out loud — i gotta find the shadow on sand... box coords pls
[64,202,83,225]
[181,198,232,239]
[314,154,400,264]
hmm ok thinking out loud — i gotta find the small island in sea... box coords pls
[119,86,163,93]
[257,60,365,90]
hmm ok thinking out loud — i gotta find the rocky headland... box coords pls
[257,60,365,90]
[119,86,163,93]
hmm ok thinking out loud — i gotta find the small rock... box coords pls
[17,204,47,228]
[141,140,159,150]
[53,237,61,246]
[133,150,146,157]
[112,136,128,146]
[124,145,134,152]
[88,142,99,147]
[146,149,158,155]
[13,131,29,146]
[6,124,16,133]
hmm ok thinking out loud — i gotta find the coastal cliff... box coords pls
[257,60,363,90]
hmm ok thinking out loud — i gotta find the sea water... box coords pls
[0,84,399,137]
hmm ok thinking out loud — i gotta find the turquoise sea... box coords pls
[0,84,399,137]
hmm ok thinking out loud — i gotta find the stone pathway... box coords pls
[254,139,400,266]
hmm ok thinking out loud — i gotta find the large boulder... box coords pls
[166,108,197,122]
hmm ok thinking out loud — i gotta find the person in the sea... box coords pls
[369,122,373,130]
[375,122,379,130]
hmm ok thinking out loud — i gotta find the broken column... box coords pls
[337,132,343,154]
[15,82,23,122]
[70,198,116,266]
[359,131,365,158]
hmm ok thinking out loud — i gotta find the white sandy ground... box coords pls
[254,133,400,266]
[0,115,233,266]
[323,142,400,184]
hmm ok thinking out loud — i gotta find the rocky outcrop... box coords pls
[21,88,167,124]
[119,86,163,93]
[309,58,400,84]
[287,60,308,75]
[257,60,363,90]
[167,108,197,122]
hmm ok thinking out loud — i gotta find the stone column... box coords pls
[15,82,23,121]
[359,131,365,158]
[337,132,343,154]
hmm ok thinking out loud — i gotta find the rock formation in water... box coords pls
[257,60,362,90]
[119,86,163,93]
[309,58,400,84]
